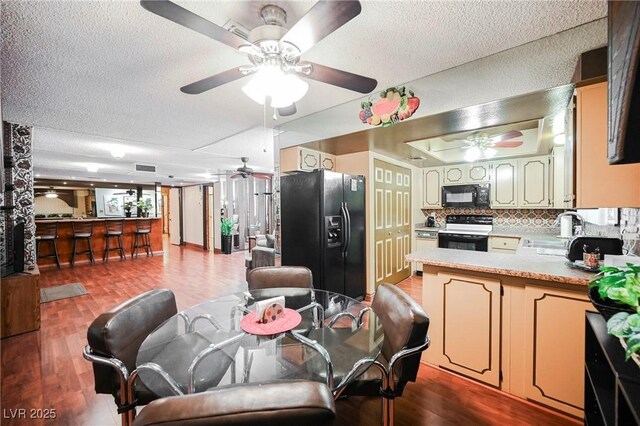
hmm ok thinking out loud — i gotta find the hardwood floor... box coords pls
[0,240,579,425]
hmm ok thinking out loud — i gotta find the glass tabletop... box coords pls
[136,288,384,397]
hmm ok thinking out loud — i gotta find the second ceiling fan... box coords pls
[140,1,378,116]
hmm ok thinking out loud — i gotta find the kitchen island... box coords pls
[407,246,595,418]
[36,217,163,267]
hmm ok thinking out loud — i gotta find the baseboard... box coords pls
[213,248,222,254]
[183,242,205,250]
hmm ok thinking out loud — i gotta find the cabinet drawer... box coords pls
[489,236,520,250]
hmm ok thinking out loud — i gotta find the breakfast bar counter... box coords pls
[407,246,594,418]
[406,246,593,286]
[35,217,163,268]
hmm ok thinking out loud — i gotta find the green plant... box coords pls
[124,201,134,212]
[35,214,46,218]
[221,218,234,236]
[592,263,640,360]
[47,213,60,218]
[136,198,152,212]
[61,213,73,218]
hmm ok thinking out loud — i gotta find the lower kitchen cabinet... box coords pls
[488,236,520,254]
[422,266,592,418]
[523,285,592,417]
[423,272,502,387]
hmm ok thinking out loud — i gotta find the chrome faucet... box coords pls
[553,211,586,235]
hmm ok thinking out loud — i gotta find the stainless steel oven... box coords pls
[437,214,493,252]
[442,184,491,208]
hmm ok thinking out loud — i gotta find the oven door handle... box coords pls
[443,234,487,241]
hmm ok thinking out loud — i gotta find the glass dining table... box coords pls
[136,288,384,398]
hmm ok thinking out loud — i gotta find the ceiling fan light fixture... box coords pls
[242,66,308,108]
[464,146,481,162]
[483,147,497,159]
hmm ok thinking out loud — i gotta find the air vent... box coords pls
[223,19,250,40]
[135,164,157,173]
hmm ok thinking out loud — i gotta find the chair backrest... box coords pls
[372,283,429,393]
[136,219,152,232]
[36,222,58,238]
[132,380,335,426]
[87,289,177,396]
[249,246,276,270]
[105,219,125,234]
[72,221,93,236]
[247,266,313,290]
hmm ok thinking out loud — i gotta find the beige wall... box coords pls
[34,195,73,215]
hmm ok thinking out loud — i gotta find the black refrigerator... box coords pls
[280,170,365,299]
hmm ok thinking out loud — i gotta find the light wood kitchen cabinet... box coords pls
[416,238,438,251]
[488,236,520,254]
[518,155,551,208]
[422,167,443,209]
[319,153,336,171]
[1,267,40,338]
[443,165,466,185]
[576,82,640,207]
[491,160,518,208]
[280,147,337,173]
[423,272,502,387]
[467,163,491,183]
[523,285,592,417]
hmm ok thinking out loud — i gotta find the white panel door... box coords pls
[169,188,181,245]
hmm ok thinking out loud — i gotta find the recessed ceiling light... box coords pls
[35,174,41,177]
[130,180,134,183]
[103,179,107,182]
[87,165,99,173]
[115,185,118,187]
[110,147,126,159]
[71,176,76,179]
[90,183,94,186]
[63,181,67,185]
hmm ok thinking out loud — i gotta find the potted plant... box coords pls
[220,218,234,254]
[124,201,134,218]
[590,263,640,363]
[136,199,152,217]
[35,214,45,219]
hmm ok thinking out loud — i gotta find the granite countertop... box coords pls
[406,246,595,286]
[35,217,161,223]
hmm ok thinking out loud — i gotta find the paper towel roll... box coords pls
[560,216,573,238]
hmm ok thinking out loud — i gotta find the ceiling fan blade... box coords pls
[252,173,273,180]
[277,103,297,117]
[229,173,246,179]
[140,1,248,50]
[305,62,377,94]
[281,1,362,55]
[492,141,524,148]
[181,68,246,94]
[490,130,523,143]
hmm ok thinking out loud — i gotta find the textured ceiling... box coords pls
[0,0,607,184]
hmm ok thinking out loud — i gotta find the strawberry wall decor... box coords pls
[359,86,420,127]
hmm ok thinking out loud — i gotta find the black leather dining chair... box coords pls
[84,289,179,426]
[132,380,336,426]
[334,283,430,426]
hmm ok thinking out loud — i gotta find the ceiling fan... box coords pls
[35,187,59,198]
[431,130,524,162]
[211,157,272,180]
[140,1,378,115]
[113,189,136,196]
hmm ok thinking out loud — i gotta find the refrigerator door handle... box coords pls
[342,202,351,257]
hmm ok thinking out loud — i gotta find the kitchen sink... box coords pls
[520,238,568,256]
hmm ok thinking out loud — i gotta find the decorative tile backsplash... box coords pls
[422,208,564,228]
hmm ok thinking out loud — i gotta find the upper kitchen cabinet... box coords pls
[422,167,443,209]
[576,82,640,207]
[467,163,491,184]
[280,147,336,174]
[491,159,518,208]
[518,155,551,208]
[443,165,466,185]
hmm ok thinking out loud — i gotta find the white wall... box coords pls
[183,185,204,246]
[34,196,73,215]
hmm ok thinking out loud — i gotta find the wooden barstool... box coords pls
[71,221,95,268]
[103,219,126,262]
[132,219,153,259]
[36,222,61,269]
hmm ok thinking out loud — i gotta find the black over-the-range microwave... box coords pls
[441,184,491,208]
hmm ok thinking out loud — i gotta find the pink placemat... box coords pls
[240,308,302,335]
